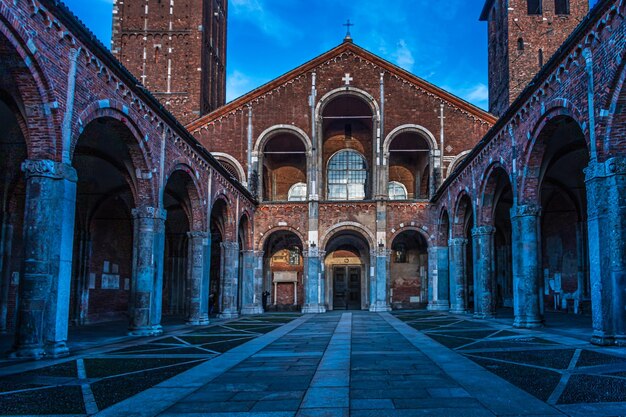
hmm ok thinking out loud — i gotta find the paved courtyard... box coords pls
[1,311,625,416]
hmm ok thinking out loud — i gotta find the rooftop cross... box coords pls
[343,19,354,42]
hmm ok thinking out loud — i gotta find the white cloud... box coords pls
[465,83,489,102]
[231,0,300,44]
[226,70,254,102]
[392,40,415,72]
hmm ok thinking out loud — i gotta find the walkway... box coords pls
[1,311,626,416]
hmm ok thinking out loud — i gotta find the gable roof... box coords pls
[186,41,497,131]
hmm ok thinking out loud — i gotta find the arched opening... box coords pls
[71,118,138,328]
[322,94,374,201]
[456,194,475,313]
[261,131,307,202]
[324,230,370,310]
[217,159,242,183]
[209,199,228,315]
[481,166,513,315]
[262,231,304,311]
[517,38,525,51]
[0,95,27,334]
[390,230,429,309]
[388,130,433,200]
[163,170,200,320]
[537,117,589,316]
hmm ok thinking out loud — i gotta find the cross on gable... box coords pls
[342,73,353,86]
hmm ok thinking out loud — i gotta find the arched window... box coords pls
[555,0,569,15]
[288,183,307,202]
[527,0,542,14]
[388,181,408,200]
[327,150,367,201]
[517,38,524,51]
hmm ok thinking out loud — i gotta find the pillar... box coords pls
[511,204,543,328]
[449,238,468,314]
[302,247,326,313]
[186,231,210,325]
[219,241,240,319]
[369,247,391,312]
[128,206,166,336]
[427,246,450,311]
[0,214,13,333]
[12,160,77,358]
[472,226,496,319]
[586,157,626,346]
[241,250,263,315]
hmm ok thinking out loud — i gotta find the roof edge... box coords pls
[479,0,496,21]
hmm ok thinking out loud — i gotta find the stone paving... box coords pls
[1,311,626,416]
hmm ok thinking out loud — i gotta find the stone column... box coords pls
[369,247,391,312]
[586,157,626,346]
[12,160,77,358]
[472,226,496,319]
[449,238,468,314]
[186,231,210,325]
[0,215,13,333]
[427,246,450,311]
[241,250,263,315]
[128,206,166,336]
[511,204,543,328]
[302,247,326,313]
[219,241,240,318]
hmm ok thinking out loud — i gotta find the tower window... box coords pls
[527,0,542,14]
[538,49,544,68]
[517,38,525,51]
[555,0,570,15]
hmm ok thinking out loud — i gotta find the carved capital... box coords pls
[303,248,325,258]
[132,206,167,220]
[472,225,496,237]
[220,241,239,251]
[187,231,209,240]
[448,238,468,247]
[585,157,626,180]
[22,159,77,182]
[511,204,541,218]
[370,248,391,258]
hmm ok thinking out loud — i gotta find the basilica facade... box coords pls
[0,0,625,360]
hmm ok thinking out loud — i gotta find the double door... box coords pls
[333,266,361,310]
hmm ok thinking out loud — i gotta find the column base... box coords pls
[9,344,46,360]
[128,326,163,337]
[427,301,450,311]
[302,304,327,314]
[449,306,468,314]
[473,312,495,319]
[45,341,70,358]
[240,305,264,315]
[591,332,615,346]
[513,317,543,329]
[219,310,240,319]
[614,336,626,347]
[369,303,391,312]
[186,316,210,326]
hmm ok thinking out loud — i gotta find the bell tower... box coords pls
[480,0,588,116]
[112,0,227,124]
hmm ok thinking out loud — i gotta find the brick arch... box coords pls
[452,189,473,237]
[315,86,380,120]
[238,212,253,250]
[254,125,312,154]
[321,222,376,251]
[257,226,306,252]
[212,152,247,184]
[383,124,439,154]
[0,5,59,159]
[437,207,450,247]
[210,193,235,241]
[164,162,206,231]
[73,106,156,207]
[602,51,626,157]
[388,226,431,248]
[477,161,512,225]
[520,104,587,205]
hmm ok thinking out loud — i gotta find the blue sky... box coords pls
[65,0,598,110]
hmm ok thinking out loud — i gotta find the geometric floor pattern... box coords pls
[393,311,626,406]
[0,314,300,415]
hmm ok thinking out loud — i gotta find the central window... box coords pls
[327,150,367,200]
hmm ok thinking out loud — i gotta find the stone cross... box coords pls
[342,73,353,85]
[343,19,354,38]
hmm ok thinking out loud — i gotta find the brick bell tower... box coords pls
[112,0,227,124]
[480,0,588,117]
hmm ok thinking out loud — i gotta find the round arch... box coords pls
[478,162,513,225]
[315,86,380,120]
[321,222,376,251]
[257,226,306,252]
[447,150,472,178]
[383,124,438,154]
[254,124,312,154]
[164,163,206,231]
[388,226,431,248]
[212,152,247,185]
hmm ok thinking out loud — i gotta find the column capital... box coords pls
[511,204,541,218]
[254,250,265,258]
[21,159,77,182]
[585,157,626,180]
[472,225,496,237]
[448,238,468,247]
[220,241,239,250]
[370,248,391,258]
[132,206,167,220]
[187,231,209,240]
[303,248,325,258]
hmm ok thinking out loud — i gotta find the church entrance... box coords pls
[333,266,362,310]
